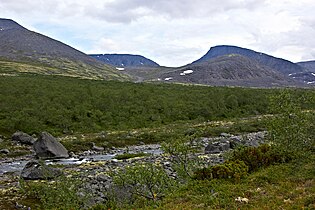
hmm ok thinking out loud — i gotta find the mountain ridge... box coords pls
[90,54,160,68]
[0,18,128,80]
[193,45,305,75]
[156,54,301,87]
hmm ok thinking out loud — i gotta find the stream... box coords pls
[0,145,163,175]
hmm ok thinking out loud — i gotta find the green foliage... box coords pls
[229,144,293,172]
[19,175,88,210]
[115,152,149,160]
[111,163,175,205]
[159,155,315,209]
[211,160,248,181]
[0,74,278,136]
[162,136,202,181]
[194,160,248,181]
[268,89,315,155]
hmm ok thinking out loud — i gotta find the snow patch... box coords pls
[311,73,315,77]
[164,77,173,81]
[180,69,194,76]
[116,67,125,71]
[140,62,144,65]
[106,58,109,61]
[307,81,315,84]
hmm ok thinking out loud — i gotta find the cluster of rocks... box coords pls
[9,131,69,180]
[203,131,266,154]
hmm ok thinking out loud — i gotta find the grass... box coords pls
[58,116,267,153]
[156,155,315,209]
[115,152,150,160]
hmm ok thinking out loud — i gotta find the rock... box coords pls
[96,174,111,182]
[12,131,35,145]
[21,160,62,180]
[0,149,10,154]
[220,133,231,137]
[92,142,104,151]
[69,151,78,158]
[219,141,231,151]
[205,144,221,154]
[33,132,69,159]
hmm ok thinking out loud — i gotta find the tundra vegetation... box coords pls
[0,74,314,209]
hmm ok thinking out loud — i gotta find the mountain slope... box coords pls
[297,61,315,71]
[157,54,301,87]
[0,18,127,80]
[90,54,159,68]
[193,45,305,75]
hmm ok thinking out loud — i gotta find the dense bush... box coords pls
[229,144,293,172]
[20,175,88,209]
[268,89,315,155]
[111,163,175,203]
[193,160,248,181]
[0,74,281,136]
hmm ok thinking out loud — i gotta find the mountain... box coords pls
[90,54,159,68]
[0,18,127,80]
[157,54,300,87]
[297,61,315,71]
[289,61,315,84]
[193,45,305,75]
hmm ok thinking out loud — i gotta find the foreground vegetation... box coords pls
[0,74,314,209]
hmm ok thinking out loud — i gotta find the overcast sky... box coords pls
[1,0,315,66]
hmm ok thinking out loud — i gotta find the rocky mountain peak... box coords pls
[0,18,24,30]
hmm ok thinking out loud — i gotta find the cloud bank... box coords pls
[0,0,314,66]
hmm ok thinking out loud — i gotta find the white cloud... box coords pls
[0,0,315,66]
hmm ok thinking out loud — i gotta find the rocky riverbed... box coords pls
[0,131,267,209]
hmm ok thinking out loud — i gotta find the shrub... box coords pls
[111,163,175,203]
[229,144,293,172]
[20,175,88,209]
[115,152,149,160]
[268,90,315,155]
[193,160,248,181]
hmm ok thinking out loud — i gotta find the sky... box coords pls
[0,0,315,67]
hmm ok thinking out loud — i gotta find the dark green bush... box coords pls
[229,144,293,172]
[193,160,248,181]
[115,152,149,160]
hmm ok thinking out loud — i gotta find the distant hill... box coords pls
[90,54,159,68]
[157,54,300,87]
[297,61,315,71]
[193,45,305,75]
[0,18,128,80]
[287,61,315,84]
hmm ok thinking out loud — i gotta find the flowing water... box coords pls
[0,146,163,175]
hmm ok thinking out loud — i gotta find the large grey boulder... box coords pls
[0,149,10,154]
[33,132,69,159]
[12,131,35,145]
[21,160,62,180]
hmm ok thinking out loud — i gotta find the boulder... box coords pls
[92,142,104,151]
[21,160,62,180]
[12,131,35,145]
[205,144,221,154]
[33,132,69,159]
[0,149,10,154]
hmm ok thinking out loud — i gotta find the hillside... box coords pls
[90,54,159,68]
[132,55,302,87]
[298,60,315,71]
[0,18,127,80]
[193,45,305,75]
